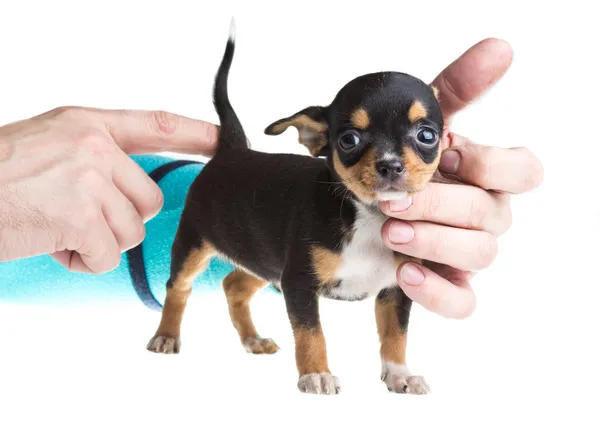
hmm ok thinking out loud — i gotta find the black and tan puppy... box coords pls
[147,22,443,395]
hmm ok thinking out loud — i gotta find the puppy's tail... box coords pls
[212,18,247,152]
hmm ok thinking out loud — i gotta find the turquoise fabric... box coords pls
[0,154,277,308]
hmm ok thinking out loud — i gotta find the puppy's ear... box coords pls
[431,85,440,101]
[264,106,329,157]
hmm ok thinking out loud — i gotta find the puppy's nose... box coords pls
[376,160,405,180]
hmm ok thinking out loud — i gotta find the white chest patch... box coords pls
[325,203,399,301]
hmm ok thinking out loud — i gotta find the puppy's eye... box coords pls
[416,127,438,146]
[339,131,362,150]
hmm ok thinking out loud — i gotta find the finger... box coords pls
[112,151,164,222]
[101,182,147,251]
[382,220,498,271]
[438,134,544,193]
[96,109,220,157]
[425,262,475,285]
[69,216,121,274]
[396,262,476,319]
[50,250,74,268]
[380,182,512,236]
[431,38,513,122]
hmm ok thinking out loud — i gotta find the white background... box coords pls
[1,1,599,440]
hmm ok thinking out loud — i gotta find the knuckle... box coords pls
[429,227,447,261]
[78,203,101,231]
[473,149,493,187]
[76,166,105,189]
[148,110,179,138]
[466,197,486,230]
[477,235,498,269]
[76,129,113,156]
[53,106,86,120]
[423,187,442,219]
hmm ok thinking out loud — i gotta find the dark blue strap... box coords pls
[126,159,201,311]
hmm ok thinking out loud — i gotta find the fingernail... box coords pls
[401,263,425,286]
[388,221,414,244]
[388,195,413,212]
[439,150,460,174]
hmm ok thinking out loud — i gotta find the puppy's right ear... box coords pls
[264,106,329,157]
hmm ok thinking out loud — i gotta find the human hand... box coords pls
[380,39,544,319]
[0,106,219,273]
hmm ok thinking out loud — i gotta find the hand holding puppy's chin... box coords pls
[379,132,542,318]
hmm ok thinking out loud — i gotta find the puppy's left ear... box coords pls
[264,106,329,157]
[431,85,440,101]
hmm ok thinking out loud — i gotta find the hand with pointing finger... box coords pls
[0,106,219,273]
[380,38,544,319]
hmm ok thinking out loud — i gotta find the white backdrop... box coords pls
[1,1,599,440]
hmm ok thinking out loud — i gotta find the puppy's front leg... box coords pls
[282,278,340,395]
[375,287,430,394]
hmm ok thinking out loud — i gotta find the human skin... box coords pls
[0,107,219,273]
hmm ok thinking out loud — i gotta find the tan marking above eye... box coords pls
[408,100,428,123]
[350,107,370,129]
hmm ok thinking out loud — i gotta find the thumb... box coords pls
[96,109,220,157]
[431,38,513,124]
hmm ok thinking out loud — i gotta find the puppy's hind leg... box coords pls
[147,237,216,354]
[222,269,279,354]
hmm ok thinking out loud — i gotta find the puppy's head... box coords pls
[265,72,443,202]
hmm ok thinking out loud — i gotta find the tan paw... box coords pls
[146,335,180,354]
[298,373,341,395]
[243,337,279,354]
[381,362,430,395]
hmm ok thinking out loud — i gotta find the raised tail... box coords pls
[212,18,247,152]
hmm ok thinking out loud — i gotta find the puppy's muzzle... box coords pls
[376,159,405,182]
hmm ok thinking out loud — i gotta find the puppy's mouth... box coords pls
[372,177,411,201]
[374,183,409,202]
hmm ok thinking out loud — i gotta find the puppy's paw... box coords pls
[146,335,181,354]
[381,362,430,395]
[243,337,279,354]
[405,375,430,395]
[298,373,341,395]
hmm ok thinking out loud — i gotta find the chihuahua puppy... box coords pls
[147,21,443,395]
